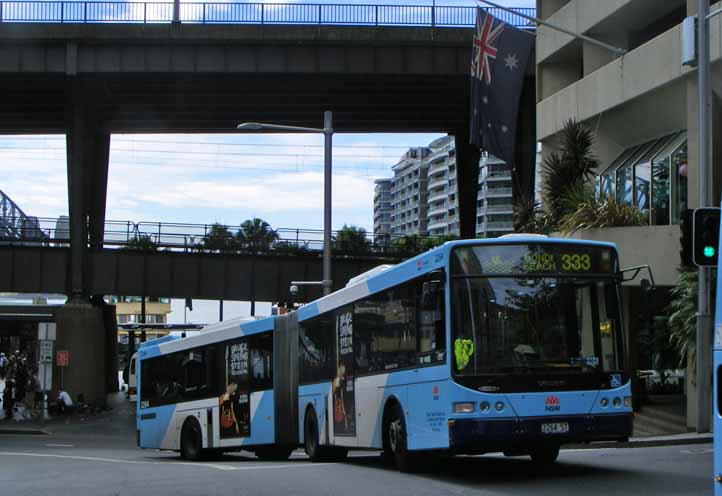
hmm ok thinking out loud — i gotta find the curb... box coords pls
[568,436,713,450]
[0,428,50,435]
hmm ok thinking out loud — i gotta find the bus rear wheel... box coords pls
[304,408,348,462]
[180,418,203,461]
[529,444,560,465]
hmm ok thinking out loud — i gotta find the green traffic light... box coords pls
[704,246,716,258]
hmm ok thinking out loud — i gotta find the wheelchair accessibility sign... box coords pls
[610,374,621,388]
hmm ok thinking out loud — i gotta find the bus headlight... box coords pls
[624,396,632,408]
[480,401,490,413]
[600,398,609,407]
[453,402,475,414]
[613,397,622,408]
[495,401,505,412]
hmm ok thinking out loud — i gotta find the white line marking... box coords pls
[0,452,332,471]
[45,444,74,448]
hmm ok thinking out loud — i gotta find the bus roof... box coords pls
[138,315,276,359]
[296,236,617,323]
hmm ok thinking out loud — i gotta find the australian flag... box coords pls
[470,9,534,165]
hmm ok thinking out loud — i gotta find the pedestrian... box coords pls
[54,388,74,415]
[0,352,7,379]
[3,378,14,419]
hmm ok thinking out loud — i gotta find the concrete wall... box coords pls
[565,225,681,287]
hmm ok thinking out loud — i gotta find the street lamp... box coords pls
[237,111,334,296]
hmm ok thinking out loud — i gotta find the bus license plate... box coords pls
[541,422,569,434]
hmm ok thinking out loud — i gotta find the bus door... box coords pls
[330,305,357,447]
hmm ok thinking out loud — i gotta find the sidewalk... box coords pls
[0,387,136,437]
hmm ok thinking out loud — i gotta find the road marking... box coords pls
[45,444,74,448]
[0,452,332,472]
[681,448,713,454]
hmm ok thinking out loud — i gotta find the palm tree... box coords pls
[202,223,237,252]
[542,118,599,223]
[237,218,279,251]
[333,224,370,255]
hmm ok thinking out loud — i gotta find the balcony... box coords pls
[427,190,448,204]
[478,221,514,231]
[479,204,514,214]
[427,204,447,217]
[428,219,449,231]
[479,188,513,198]
[427,177,448,190]
[428,160,448,175]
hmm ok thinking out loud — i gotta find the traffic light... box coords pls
[693,207,721,267]
[680,209,694,267]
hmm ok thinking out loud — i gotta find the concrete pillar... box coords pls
[66,105,89,298]
[455,131,481,239]
[88,132,110,251]
[54,300,108,406]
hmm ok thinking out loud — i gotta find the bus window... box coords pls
[299,314,336,385]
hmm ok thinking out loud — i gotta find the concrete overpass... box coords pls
[0,5,537,404]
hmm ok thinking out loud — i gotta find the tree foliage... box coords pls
[124,234,158,251]
[238,218,279,251]
[667,270,698,377]
[203,223,237,252]
[542,119,599,223]
[333,224,371,255]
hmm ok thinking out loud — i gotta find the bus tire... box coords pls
[255,446,293,461]
[385,403,416,473]
[304,408,325,462]
[529,444,560,465]
[180,417,203,461]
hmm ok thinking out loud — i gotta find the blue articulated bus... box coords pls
[137,236,633,469]
[136,316,299,460]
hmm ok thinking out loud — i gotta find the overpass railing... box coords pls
[2,217,461,258]
[0,2,535,28]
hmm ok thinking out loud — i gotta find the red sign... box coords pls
[56,350,69,367]
[545,395,560,406]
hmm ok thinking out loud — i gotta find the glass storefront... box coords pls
[596,132,688,225]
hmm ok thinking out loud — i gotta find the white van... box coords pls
[128,352,138,402]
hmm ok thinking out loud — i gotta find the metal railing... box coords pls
[0,190,48,242]
[1,217,461,257]
[0,1,535,28]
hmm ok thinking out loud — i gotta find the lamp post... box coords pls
[237,111,334,296]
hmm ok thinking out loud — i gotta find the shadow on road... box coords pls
[344,452,638,487]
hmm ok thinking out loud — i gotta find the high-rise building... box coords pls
[374,139,518,239]
[389,147,431,236]
[373,178,393,239]
[476,152,514,238]
[425,136,459,237]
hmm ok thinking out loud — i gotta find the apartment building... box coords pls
[536,0,721,428]
[373,178,393,239]
[389,147,431,236]
[476,152,514,238]
[426,136,460,237]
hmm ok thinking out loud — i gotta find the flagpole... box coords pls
[476,0,627,56]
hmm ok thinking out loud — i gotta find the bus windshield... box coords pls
[450,244,623,379]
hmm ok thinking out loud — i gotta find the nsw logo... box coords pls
[545,395,561,412]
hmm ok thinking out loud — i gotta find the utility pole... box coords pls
[695,0,713,434]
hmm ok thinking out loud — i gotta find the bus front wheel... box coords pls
[385,403,416,472]
[180,418,203,461]
[529,444,560,465]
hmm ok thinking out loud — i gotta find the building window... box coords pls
[597,132,687,225]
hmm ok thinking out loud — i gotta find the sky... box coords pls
[0,0,534,325]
